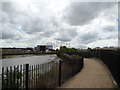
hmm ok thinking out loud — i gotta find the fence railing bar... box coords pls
[48,62,50,87]
[28,65,30,88]
[20,65,22,88]
[59,60,62,87]
[38,64,39,87]
[33,65,35,88]
[25,63,29,90]
[32,65,34,88]
[13,66,15,88]
[2,56,84,89]
[2,67,4,89]
[6,67,8,88]
[17,65,19,89]
[35,65,38,86]
[10,66,12,88]
[41,64,43,87]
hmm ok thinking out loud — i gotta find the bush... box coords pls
[79,51,95,58]
[58,46,77,54]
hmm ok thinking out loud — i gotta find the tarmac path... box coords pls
[61,58,117,88]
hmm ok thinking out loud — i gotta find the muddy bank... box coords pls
[57,53,82,62]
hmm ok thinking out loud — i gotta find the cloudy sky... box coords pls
[0,0,119,49]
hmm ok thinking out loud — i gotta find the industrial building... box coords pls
[34,45,53,52]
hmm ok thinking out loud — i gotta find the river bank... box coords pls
[1,52,57,59]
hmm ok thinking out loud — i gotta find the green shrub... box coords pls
[58,46,77,53]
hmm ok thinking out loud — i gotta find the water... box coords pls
[1,54,58,67]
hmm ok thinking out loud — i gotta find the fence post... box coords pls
[25,63,29,90]
[81,57,84,68]
[59,60,62,87]
[79,57,83,70]
[2,68,4,89]
[72,64,74,76]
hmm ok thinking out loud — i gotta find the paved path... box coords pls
[61,58,117,88]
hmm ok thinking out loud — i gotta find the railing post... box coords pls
[25,63,29,90]
[72,64,74,76]
[81,57,84,68]
[2,67,4,89]
[59,60,62,87]
[79,57,83,70]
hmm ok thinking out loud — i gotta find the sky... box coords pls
[0,0,119,49]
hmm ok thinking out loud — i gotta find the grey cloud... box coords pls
[75,45,87,49]
[2,2,22,20]
[1,25,21,40]
[2,2,13,13]
[2,31,14,39]
[103,25,115,32]
[105,34,117,39]
[1,2,60,35]
[1,2,58,44]
[63,2,115,26]
[56,37,71,42]
[2,2,79,42]
[78,32,98,44]
[55,28,77,42]
[2,30,17,39]
[22,19,44,34]
[6,40,12,44]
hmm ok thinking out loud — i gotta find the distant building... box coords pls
[1,47,34,54]
[35,45,53,52]
[46,45,53,51]
[103,46,118,50]
[1,48,25,52]
[94,47,101,50]
[40,45,46,52]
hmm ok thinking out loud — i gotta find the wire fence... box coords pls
[94,50,120,87]
[2,57,84,89]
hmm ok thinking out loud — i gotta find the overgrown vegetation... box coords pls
[78,51,95,58]
[57,46,78,54]
[57,46,95,58]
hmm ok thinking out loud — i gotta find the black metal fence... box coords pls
[94,50,120,87]
[59,58,83,86]
[2,57,84,89]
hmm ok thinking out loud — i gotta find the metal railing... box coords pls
[94,50,120,87]
[2,57,84,89]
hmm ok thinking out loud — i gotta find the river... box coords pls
[1,54,59,67]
